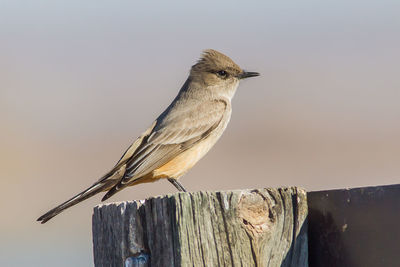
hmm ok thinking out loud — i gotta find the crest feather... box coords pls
[192,49,242,73]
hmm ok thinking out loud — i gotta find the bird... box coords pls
[37,49,259,223]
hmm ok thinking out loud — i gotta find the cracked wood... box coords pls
[92,187,308,267]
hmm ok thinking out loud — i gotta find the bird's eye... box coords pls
[216,70,228,77]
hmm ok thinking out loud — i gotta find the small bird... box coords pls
[37,49,259,223]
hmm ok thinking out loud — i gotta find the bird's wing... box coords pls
[122,99,227,182]
[95,121,157,183]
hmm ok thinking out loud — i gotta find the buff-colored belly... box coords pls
[152,136,218,179]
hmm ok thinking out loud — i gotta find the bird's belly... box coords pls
[153,136,219,179]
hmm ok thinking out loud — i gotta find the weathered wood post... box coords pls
[92,187,308,267]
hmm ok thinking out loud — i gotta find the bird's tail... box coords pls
[37,180,115,224]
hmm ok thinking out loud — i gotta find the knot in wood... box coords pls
[237,192,272,236]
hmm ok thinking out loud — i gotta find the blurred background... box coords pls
[1,1,399,266]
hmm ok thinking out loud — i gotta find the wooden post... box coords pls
[92,187,308,267]
[308,184,400,267]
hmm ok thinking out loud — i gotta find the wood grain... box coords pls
[92,188,308,267]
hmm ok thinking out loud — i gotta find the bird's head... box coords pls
[189,49,259,98]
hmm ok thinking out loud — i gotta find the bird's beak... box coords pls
[238,71,260,79]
